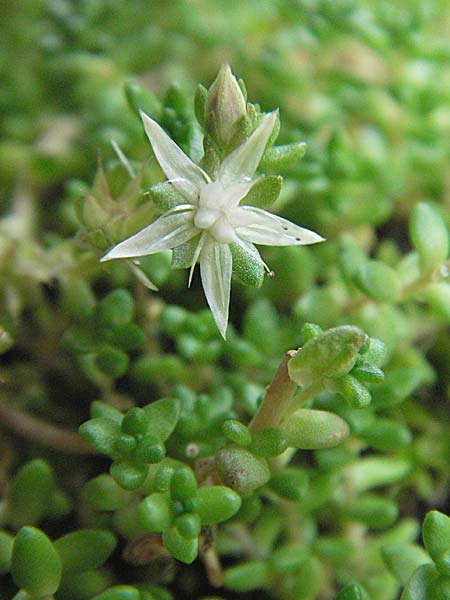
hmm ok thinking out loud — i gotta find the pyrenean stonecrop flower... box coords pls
[101,107,324,337]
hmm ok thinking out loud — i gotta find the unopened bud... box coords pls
[205,65,247,147]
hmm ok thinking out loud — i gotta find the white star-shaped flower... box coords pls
[101,110,324,338]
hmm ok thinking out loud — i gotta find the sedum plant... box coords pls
[0,3,449,600]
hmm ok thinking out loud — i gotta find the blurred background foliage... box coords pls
[0,1,449,599]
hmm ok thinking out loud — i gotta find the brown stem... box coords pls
[248,350,298,434]
[0,401,97,455]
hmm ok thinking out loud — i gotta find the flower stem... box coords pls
[0,401,96,455]
[248,350,298,434]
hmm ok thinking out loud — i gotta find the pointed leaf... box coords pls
[242,175,283,208]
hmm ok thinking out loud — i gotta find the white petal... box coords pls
[234,206,325,246]
[200,237,232,339]
[217,112,277,185]
[140,111,210,200]
[101,211,198,261]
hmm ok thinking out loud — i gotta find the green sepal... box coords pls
[84,474,128,511]
[354,260,401,303]
[194,83,208,126]
[223,560,271,592]
[162,527,198,564]
[142,397,180,442]
[400,564,440,600]
[92,585,141,600]
[215,446,270,497]
[351,363,385,384]
[280,408,350,449]
[222,419,252,446]
[125,81,162,120]
[422,510,450,576]
[269,467,309,501]
[230,241,265,287]
[260,141,307,170]
[301,322,323,343]
[331,374,372,408]
[250,428,288,457]
[288,326,366,386]
[170,468,197,501]
[79,417,121,455]
[242,175,282,208]
[0,531,14,574]
[6,459,55,529]
[138,493,172,532]
[171,238,198,269]
[409,202,449,273]
[11,526,62,596]
[149,181,186,212]
[175,513,201,539]
[54,529,117,574]
[193,486,242,524]
[359,337,388,367]
[98,290,135,327]
[382,543,431,585]
[110,460,148,490]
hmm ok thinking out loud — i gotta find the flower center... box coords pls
[194,182,237,243]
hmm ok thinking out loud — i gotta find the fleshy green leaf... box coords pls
[142,397,180,442]
[162,527,198,564]
[7,459,55,529]
[11,526,62,596]
[138,493,172,532]
[54,529,117,574]
[79,417,121,455]
[193,486,242,524]
[422,510,450,576]
[280,409,350,449]
[409,202,449,272]
[216,446,270,497]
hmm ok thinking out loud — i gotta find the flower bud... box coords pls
[288,326,366,386]
[205,65,247,148]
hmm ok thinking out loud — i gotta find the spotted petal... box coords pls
[200,237,232,339]
[101,210,198,261]
[217,112,277,185]
[234,206,325,246]
[140,110,210,201]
